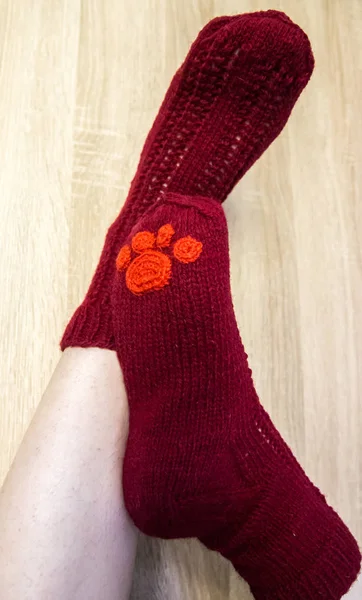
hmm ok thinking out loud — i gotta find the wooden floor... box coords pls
[0,1,361,598]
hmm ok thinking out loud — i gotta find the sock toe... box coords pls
[125,11,314,219]
[243,10,315,80]
[166,12,314,201]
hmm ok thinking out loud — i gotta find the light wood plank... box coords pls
[0,0,80,480]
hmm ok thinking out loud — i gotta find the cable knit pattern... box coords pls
[61,10,314,351]
[112,193,361,600]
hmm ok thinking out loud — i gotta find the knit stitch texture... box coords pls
[112,193,361,600]
[61,10,314,351]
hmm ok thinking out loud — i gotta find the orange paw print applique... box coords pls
[116,224,203,295]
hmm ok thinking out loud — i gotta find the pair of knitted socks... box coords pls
[61,11,361,599]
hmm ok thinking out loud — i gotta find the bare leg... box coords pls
[0,347,137,600]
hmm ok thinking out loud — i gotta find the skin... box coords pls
[0,347,137,600]
[0,346,359,599]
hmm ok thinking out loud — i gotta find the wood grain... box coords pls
[0,1,361,598]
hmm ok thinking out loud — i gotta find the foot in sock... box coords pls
[61,9,314,351]
[112,193,361,600]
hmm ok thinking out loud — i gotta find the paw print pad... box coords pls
[116,224,203,295]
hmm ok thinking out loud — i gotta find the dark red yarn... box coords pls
[113,193,361,599]
[61,10,361,597]
[61,10,314,351]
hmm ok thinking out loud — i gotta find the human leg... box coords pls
[0,348,137,600]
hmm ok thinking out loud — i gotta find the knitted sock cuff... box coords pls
[60,300,115,351]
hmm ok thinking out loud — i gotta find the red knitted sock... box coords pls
[61,10,313,351]
[112,193,361,600]
[60,15,228,349]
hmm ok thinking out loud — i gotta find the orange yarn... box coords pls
[116,245,131,271]
[126,250,172,294]
[173,236,203,263]
[157,224,175,248]
[117,226,203,295]
[132,231,156,254]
